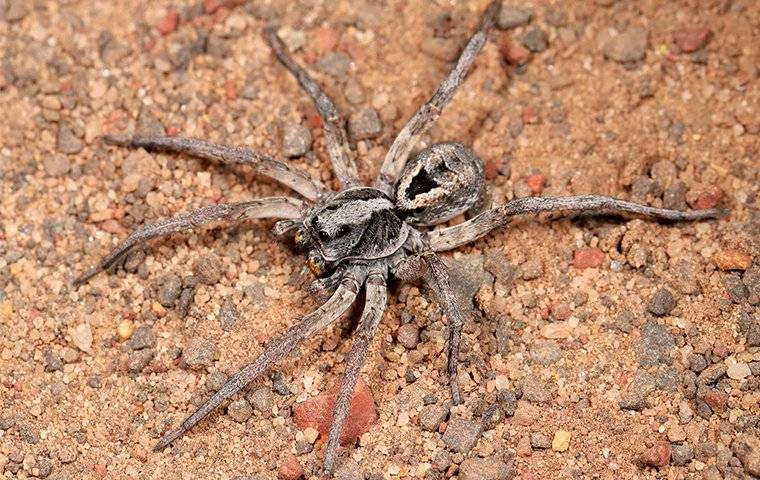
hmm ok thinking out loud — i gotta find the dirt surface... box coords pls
[1,0,759,479]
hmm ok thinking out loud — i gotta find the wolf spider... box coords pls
[75,0,724,473]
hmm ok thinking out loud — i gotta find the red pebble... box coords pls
[673,27,711,53]
[688,187,722,210]
[157,11,179,35]
[522,106,539,124]
[640,443,672,468]
[704,390,727,413]
[484,159,500,180]
[277,455,304,480]
[501,39,530,65]
[573,247,605,269]
[294,377,376,445]
[526,174,545,194]
[311,26,339,54]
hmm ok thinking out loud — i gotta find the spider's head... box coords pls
[300,188,409,276]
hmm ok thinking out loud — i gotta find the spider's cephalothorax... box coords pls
[74,0,724,474]
[297,188,409,277]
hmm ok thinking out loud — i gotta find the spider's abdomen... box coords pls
[300,188,409,274]
[394,143,485,226]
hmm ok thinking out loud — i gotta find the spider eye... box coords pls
[335,225,350,238]
[317,229,330,242]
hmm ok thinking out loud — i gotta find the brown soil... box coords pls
[1,1,758,479]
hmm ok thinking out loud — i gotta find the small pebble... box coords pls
[205,371,228,391]
[117,319,135,340]
[603,27,648,63]
[396,323,419,349]
[129,324,155,350]
[521,259,543,280]
[521,29,548,52]
[348,107,382,141]
[419,402,450,432]
[247,386,275,415]
[529,341,561,366]
[156,274,182,308]
[281,122,312,158]
[640,443,672,468]
[647,288,676,316]
[56,125,83,154]
[277,454,304,480]
[70,323,93,352]
[44,350,63,372]
[219,296,240,332]
[317,52,351,78]
[227,399,253,422]
[193,254,223,285]
[459,457,514,480]
[496,5,533,30]
[713,249,753,271]
[442,416,483,454]
[573,247,605,269]
[673,27,711,53]
[671,443,693,466]
[128,349,154,373]
[530,432,551,449]
[552,430,571,452]
[182,338,217,370]
[43,154,71,177]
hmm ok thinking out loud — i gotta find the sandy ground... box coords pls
[1,0,759,479]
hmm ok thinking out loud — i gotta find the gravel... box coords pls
[317,52,351,78]
[618,371,656,410]
[43,154,71,177]
[442,416,482,454]
[182,338,217,370]
[56,125,83,154]
[647,288,676,316]
[281,122,312,158]
[205,371,228,391]
[227,399,253,422]
[129,324,156,350]
[127,349,154,373]
[521,29,548,52]
[219,296,240,332]
[459,457,515,480]
[603,27,648,63]
[521,259,543,280]
[395,323,419,349]
[193,254,223,285]
[348,107,382,141]
[44,350,63,372]
[156,274,182,308]
[636,319,675,366]
[419,402,450,432]
[530,432,552,449]
[529,341,561,366]
[496,6,533,30]
[247,386,274,415]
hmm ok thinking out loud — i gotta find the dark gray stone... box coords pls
[348,107,382,141]
[442,416,482,454]
[219,296,240,332]
[619,371,656,410]
[129,324,155,350]
[521,29,548,52]
[636,319,675,366]
[647,288,676,316]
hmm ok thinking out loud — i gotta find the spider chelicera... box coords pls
[75,1,723,473]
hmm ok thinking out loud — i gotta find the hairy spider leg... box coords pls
[425,195,727,251]
[323,267,388,473]
[153,267,367,452]
[374,0,501,194]
[103,135,326,201]
[265,27,361,189]
[73,197,303,286]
